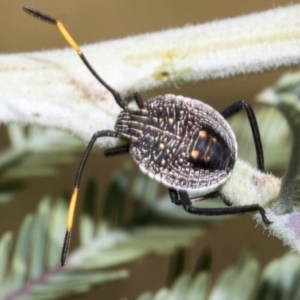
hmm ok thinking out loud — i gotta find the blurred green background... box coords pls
[0,0,296,299]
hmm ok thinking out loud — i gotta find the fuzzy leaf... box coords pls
[46,199,67,269]
[135,252,300,300]
[210,254,258,300]
[0,163,203,300]
[0,125,84,203]
[0,233,13,283]
[2,6,300,146]
[186,273,209,300]
[29,199,51,281]
[1,125,83,179]
[256,254,300,300]
[6,215,34,294]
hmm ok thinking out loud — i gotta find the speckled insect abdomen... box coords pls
[115,94,237,194]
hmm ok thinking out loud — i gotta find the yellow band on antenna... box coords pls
[57,21,81,53]
[67,188,79,230]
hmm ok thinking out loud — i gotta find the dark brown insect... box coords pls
[116,94,236,193]
[23,6,271,267]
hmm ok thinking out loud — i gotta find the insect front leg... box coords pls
[104,145,130,156]
[61,130,126,266]
[133,92,145,109]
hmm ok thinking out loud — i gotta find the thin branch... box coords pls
[0,5,300,145]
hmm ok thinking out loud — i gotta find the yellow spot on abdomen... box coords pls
[191,150,200,160]
[199,130,207,139]
[159,143,165,150]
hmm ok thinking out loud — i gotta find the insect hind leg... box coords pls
[176,191,271,224]
[169,189,182,205]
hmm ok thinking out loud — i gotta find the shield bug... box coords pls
[23,6,271,266]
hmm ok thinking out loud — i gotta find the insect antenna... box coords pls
[22,6,128,110]
[23,7,129,266]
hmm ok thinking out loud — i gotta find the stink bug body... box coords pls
[115,94,237,194]
[23,6,270,266]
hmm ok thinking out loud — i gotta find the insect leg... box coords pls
[189,191,233,205]
[133,92,145,109]
[178,191,271,224]
[61,130,124,266]
[169,189,182,205]
[104,145,130,156]
[220,100,264,172]
[171,190,232,206]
